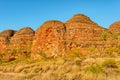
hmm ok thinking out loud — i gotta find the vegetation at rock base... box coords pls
[101,31,118,41]
[85,64,104,73]
[0,52,120,80]
[38,51,47,59]
[102,59,118,68]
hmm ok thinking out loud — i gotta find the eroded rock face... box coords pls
[10,27,35,49]
[66,14,98,25]
[32,14,107,58]
[32,20,66,58]
[0,27,35,61]
[0,14,120,60]
[0,30,16,38]
[0,30,16,53]
[65,14,106,51]
[108,21,120,47]
[109,21,120,36]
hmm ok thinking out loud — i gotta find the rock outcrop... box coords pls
[32,14,108,58]
[10,27,35,52]
[0,27,35,61]
[109,21,120,36]
[0,30,16,38]
[31,14,120,58]
[66,14,97,25]
[0,14,120,60]
[108,21,120,47]
[0,30,16,53]
[32,20,66,58]
[65,14,106,50]
[10,27,34,43]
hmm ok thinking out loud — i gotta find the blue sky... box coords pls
[0,0,120,32]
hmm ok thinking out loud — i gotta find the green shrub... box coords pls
[39,51,47,59]
[102,59,118,68]
[101,31,108,41]
[88,46,95,52]
[85,64,104,73]
[105,47,117,56]
[101,31,118,41]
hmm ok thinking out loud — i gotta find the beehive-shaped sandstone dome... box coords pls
[0,30,16,53]
[0,30,16,38]
[65,14,106,50]
[10,27,35,47]
[109,21,120,36]
[32,20,66,58]
[66,14,97,25]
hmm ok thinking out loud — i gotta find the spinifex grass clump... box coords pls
[85,64,104,73]
[102,59,118,68]
[39,51,47,59]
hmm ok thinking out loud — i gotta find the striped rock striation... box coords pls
[0,14,120,60]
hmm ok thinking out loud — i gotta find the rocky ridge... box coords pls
[0,14,120,60]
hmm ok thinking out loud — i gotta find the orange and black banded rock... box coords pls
[32,20,66,58]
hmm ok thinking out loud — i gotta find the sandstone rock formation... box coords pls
[32,14,107,58]
[0,30,16,38]
[66,14,97,25]
[32,20,66,58]
[65,14,106,50]
[0,30,16,53]
[10,27,34,44]
[108,21,120,47]
[109,21,120,36]
[0,27,35,61]
[32,14,119,57]
[0,14,120,60]
[10,27,34,48]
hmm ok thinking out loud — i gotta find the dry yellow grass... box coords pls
[0,57,120,80]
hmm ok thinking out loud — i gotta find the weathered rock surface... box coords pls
[10,27,35,49]
[65,14,106,50]
[0,30,16,38]
[0,27,35,61]
[0,14,120,59]
[32,20,66,58]
[0,30,16,53]
[108,21,120,47]
[31,14,120,58]
[66,14,98,25]
[109,21,120,36]
[10,27,35,53]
